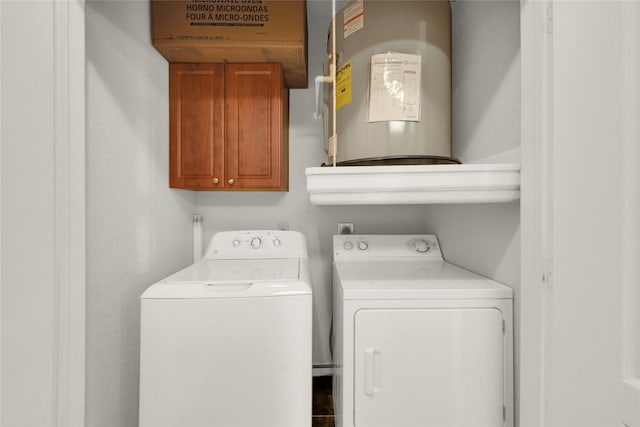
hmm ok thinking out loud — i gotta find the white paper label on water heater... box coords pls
[368,53,421,123]
[343,0,364,39]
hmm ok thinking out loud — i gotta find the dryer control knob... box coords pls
[415,239,430,253]
[250,237,262,249]
[273,238,281,247]
[232,239,241,247]
[343,241,354,250]
[357,241,369,251]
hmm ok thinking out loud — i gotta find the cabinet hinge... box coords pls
[503,405,506,421]
[502,319,506,335]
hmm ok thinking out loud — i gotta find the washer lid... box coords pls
[335,259,512,300]
[140,258,309,299]
[166,258,300,283]
[140,280,311,299]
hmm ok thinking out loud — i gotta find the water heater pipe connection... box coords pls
[314,74,333,120]
[193,213,204,263]
[314,0,338,167]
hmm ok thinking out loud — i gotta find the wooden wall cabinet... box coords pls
[169,63,289,191]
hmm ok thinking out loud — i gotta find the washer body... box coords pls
[332,235,513,427]
[139,230,312,427]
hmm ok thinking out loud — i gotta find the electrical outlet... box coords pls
[338,222,355,235]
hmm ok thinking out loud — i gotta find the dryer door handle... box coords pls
[364,347,382,396]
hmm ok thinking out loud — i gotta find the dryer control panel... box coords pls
[205,230,308,260]
[334,234,442,259]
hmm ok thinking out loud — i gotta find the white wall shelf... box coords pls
[305,163,520,205]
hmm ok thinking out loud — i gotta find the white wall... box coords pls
[1,2,57,425]
[452,0,521,164]
[85,1,195,426]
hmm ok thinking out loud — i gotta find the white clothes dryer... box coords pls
[139,230,312,427]
[332,234,513,427]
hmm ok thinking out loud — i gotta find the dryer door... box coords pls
[354,308,504,427]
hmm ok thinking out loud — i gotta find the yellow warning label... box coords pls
[336,61,352,110]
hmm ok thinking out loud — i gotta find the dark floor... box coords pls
[312,376,335,427]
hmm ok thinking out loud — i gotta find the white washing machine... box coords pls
[332,235,513,427]
[139,230,312,427]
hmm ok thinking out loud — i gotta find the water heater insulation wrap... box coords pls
[327,0,452,165]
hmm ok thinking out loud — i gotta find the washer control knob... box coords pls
[343,241,354,250]
[357,241,369,251]
[415,239,430,253]
[273,238,281,247]
[232,239,241,247]
[250,237,262,249]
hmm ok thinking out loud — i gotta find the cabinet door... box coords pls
[225,63,289,191]
[354,308,505,427]
[169,63,225,189]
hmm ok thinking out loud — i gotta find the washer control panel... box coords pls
[205,230,308,259]
[334,235,442,259]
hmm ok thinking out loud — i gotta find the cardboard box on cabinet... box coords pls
[151,0,308,88]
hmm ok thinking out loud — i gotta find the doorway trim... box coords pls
[52,0,86,425]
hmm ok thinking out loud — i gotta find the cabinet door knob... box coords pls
[212,178,219,184]
[227,179,234,185]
